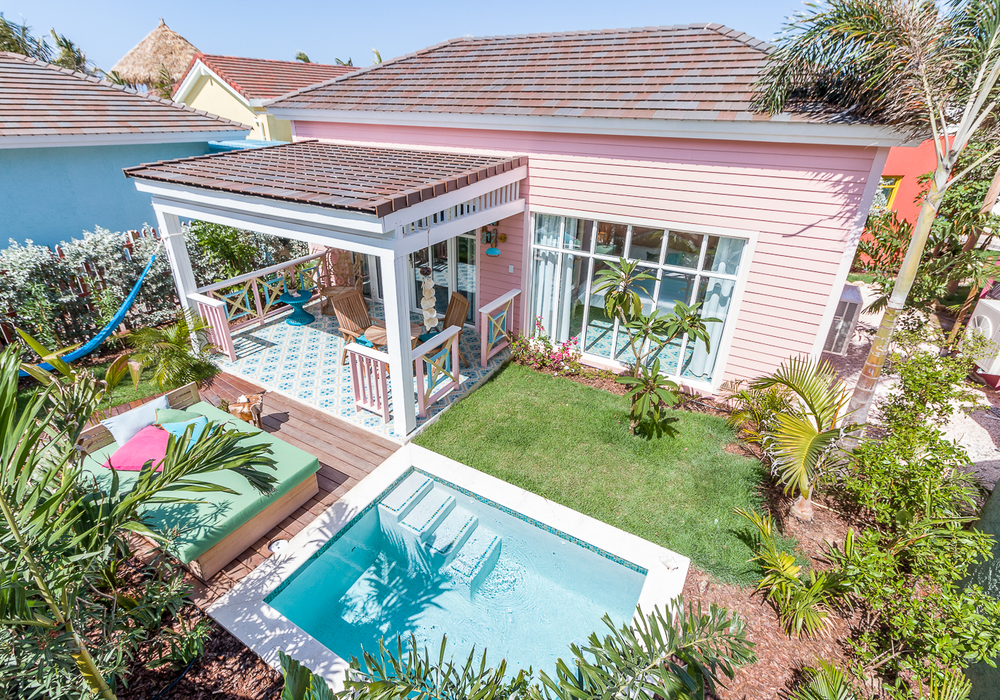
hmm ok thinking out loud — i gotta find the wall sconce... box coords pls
[482,222,506,257]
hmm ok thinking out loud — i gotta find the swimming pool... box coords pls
[209,445,690,688]
[265,469,647,673]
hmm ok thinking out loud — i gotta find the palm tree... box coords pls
[752,357,851,520]
[128,309,218,389]
[757,0,1000,424]
[295,51,311,63]
[0,345,277,698]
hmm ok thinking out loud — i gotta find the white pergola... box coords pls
[127,145,527,436]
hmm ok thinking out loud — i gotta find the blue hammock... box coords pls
[20,252,158,377]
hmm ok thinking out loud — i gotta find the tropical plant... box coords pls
[757,0,1000,424]
[147,616,212,671]
[127,309,218,389]
[722,378,795,446]
[0,12,51,60]
[372,49,383,65]
[335,57,354,66]
[592,258,717,377]
[751,357,852,520]
[736,509,846,638]
[511,317,584,374]
[617,358,680,437]
[533,602,755,700]
[148,64,175,100]
[295,52,311,63]
[49,30,89,73]
[788,660,860,700]
[0,343,277,699]
[280,651,337,699]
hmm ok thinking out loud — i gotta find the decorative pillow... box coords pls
[155,408,202,425]
[160,415,210,448]
[102,425,170,472]
[100,395,169,446]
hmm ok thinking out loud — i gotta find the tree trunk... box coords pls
[791,494,814,521]
[848,178,946,424]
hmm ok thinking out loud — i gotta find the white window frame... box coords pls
[527,206,758,392]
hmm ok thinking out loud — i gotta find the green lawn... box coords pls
[17,357,178,415]
[416,363,771,585]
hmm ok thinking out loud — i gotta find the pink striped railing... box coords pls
[346,342,391,424]
[188,293,236,361]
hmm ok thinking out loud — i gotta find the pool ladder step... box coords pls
[378,473,433,522]
[447,525,502,592]
[425,506,478,565]
[399,488,455,538]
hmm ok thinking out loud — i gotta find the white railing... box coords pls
[188,293,236,361]
[479,289,520,367]
[346,343,391,424]
[401,182,520,237]
[412,325,461,418]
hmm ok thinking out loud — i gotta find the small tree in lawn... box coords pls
[592,258,717,435]
[757,0,1000,425]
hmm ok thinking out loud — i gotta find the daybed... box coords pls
[78,383,320,580]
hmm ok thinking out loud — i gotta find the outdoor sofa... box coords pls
[77,383,320,580]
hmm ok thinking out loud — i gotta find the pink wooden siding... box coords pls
[478,214,526,332]
[294,121,880,385]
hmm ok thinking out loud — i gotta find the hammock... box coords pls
[19,251,159,377]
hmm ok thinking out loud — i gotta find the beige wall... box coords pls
[182,74,293,141]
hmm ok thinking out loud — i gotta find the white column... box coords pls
[155,209,198,310]
[380,251,417,437]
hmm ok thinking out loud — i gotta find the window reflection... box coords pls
[664,231,703,268]
[594,221,627,257]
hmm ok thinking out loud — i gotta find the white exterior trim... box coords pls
[526,205,758,393]
[173,60,253,110]
[0,129,249,150]
[808,146,892,359]
[267,107,909,148]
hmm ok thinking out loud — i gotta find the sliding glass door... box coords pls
[408,232,477,325]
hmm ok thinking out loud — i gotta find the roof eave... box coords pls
[0,129,251,150]
[265,107,909,148]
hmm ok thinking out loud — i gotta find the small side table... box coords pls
[279,290,315,326]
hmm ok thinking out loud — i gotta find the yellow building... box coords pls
[172,55,353,141]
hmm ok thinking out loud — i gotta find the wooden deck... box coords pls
[121,371,400,607]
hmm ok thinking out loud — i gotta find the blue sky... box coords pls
[2,0,805,75]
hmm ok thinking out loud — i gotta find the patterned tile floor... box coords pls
[216,298,508,439]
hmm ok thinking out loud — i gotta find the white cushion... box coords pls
[100,395,170,446]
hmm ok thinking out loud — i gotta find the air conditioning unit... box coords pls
[823,284,864,355]
[968,297,1000,375]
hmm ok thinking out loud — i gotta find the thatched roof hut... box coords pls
[110,19,198,87]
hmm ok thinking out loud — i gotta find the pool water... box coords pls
[267,470,647,674]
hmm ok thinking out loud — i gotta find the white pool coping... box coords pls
[207,444,690,689]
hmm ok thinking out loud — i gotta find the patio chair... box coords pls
[320,249,364,316]
[331,288,378,364]
[441,292,471,367]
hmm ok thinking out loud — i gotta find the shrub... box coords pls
[128,309,219,390]
[511,317,583,375]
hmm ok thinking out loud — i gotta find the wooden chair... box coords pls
[320,249,364,315]
[441,292,471,367]
[331,288,379,364]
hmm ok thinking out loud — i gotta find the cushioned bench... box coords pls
[78,383,320,580]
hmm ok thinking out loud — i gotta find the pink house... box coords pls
[126,25,903,437]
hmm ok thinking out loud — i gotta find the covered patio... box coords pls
[125,141,527,437]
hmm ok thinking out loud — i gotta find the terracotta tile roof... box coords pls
[185,54,356,101]
[268,24,821,122]
[0,52,247,140]
[124,140,526,217]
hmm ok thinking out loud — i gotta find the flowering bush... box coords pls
[511,317,583,375]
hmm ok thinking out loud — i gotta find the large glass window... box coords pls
[528,214,747,384]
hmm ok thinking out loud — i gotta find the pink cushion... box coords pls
[102,424,170,472]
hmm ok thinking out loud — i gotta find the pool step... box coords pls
[448,525,502,593]
[425,506,478,565]
[400,488,455,539]
[378,472,433,522]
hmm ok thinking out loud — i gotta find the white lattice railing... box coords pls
[188,293,236,361]
[346,343,391,424]
[479,289,520,368]
[412,325,462,418]
[400,182,520,237]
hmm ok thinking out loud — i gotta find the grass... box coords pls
[847,272,877,285]
[17,356,179,415]
[416,363,772,586]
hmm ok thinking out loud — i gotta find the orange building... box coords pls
[877,139,936,223]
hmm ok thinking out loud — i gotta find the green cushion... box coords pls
[82,401,319,565]
[155,408,203,425]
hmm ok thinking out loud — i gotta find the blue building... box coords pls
[0,51,248,248]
